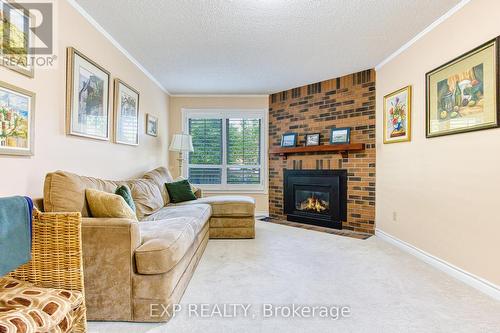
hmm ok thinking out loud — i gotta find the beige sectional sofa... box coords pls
[41,167,255,322]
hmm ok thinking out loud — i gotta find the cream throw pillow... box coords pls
[86,188,138,220]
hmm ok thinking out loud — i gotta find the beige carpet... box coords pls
[88,221,500,333]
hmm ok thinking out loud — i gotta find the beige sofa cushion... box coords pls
[85,189,137,220]
[142,204,211,225]
[175,196,255,217]
[44,171,124,217]
[128,179,164,220]
[143,167,174,206]
[44,170,164,219]
[135,217,206,274]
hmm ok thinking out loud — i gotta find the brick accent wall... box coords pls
[268,69,376,233]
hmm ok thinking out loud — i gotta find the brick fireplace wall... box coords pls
[268,69,376,233]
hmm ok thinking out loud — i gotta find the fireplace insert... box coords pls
[283,169,347,229]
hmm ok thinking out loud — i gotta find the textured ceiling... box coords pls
[75,0,460,95]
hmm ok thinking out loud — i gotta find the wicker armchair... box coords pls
[8,209,87,332]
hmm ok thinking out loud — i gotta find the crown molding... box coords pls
[375,0,472,71]
[66,0,169,94]
[170,94,269,98]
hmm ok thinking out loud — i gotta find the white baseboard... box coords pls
[375,228,500,301]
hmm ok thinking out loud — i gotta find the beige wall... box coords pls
[169,96,269,213]
[0,0,169,198]
[376,0,500,285]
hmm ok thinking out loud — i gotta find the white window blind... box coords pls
[188,118,223,184]
[184,109,266,192]
[227,119,261,184]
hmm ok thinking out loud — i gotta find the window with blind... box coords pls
[184,109,266,191]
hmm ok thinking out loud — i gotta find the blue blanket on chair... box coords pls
[0,196,33,276]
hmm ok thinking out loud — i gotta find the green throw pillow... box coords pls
[115,185,136,212]
[165,179,197,203]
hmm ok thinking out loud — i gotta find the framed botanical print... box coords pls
[330,127,350,144]
[0,0,35,77]
[66,47,110,140]
[114,79,139,146]
[280,132,297,147]
[0,81,35,156]
[146,113,158,137]
[384,86,411,143]
[426,37,499,138]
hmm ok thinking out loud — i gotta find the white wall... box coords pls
[376,0,500,285]
[0,0,169,198]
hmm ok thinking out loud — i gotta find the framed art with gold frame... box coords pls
[0,80,35,156]
[0,0,35,78]
[66,47,110,140]
[113,78,139,146]
[426,37,499,138]
[383,85,411,144]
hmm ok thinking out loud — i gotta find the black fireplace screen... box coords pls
[283,169,347,229]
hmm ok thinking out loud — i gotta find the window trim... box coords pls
[182,108,268,193]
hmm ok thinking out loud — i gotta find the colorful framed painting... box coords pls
[280,132,297,147]
[383,86,411,143]
[146,113,158,137]
[426,37,500,138]
[0,0,35,77]
[0,81,35,156]
[66,47,110,140]
[114,79,139,146]
[330,127,350,144]
[305,133,320,146]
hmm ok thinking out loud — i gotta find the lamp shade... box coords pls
[169,133,194,152]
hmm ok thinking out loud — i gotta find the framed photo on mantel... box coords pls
[330,127,350,144]
[305,133,320,146]
[281,133,297,147]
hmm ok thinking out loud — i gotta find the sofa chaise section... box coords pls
[42,167,255,322]
[176,196,255,238]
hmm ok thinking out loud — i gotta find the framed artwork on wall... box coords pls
[66,47,110,140]
[383,86,411,143]
[280,132,297,147]
[0,81,35,156]
[330,127,350,144]
[426,37,500,138]
[305,133,320,146]
[0,0,35,77]
[146,113,158,137]
[114,79,139,146]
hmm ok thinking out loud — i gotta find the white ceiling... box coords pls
[74,0,461,95]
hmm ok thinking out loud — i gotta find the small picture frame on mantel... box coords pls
[304,133,320,146]
[280,133,297,147]
[330,127,351,144]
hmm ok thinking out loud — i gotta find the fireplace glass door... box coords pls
[295,189,330,215]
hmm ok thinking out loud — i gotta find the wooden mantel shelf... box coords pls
[269,143,365,159]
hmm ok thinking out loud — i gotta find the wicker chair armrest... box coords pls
[9,209,84,293]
